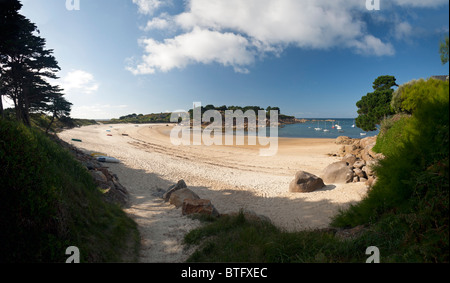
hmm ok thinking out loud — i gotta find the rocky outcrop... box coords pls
[169,188,200,208]
[334,136,383,186]
[182,199,219,217]
[289,171,325,193]
[322,161,354,184]
[56,138,129,207]
[158,180,220,217]
[163,180,188,202]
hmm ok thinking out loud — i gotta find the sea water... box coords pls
[277,118,379,139]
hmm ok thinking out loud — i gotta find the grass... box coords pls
[0,119,140,262]
[184,211,375,263]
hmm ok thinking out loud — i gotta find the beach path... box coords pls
[58,124,368,262]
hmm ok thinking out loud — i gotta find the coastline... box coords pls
[58,123,368,262]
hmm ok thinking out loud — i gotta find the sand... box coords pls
[58,123,368,262]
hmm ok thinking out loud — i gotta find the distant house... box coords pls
[430,75,449,82]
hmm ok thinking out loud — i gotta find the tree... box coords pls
[0,0,64,126]
[439,35,449,65]
[356,76,398,132]
[45,92,72,134]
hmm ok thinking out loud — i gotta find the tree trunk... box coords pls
[46,114,55,134]
[0,94,4,119]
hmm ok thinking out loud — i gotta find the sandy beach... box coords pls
[58,123,368,262]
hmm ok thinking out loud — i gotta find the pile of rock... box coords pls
[56,138,129,206]
[324,136,384,186]
[159,180,220,217]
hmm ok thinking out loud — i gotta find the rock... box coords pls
[353,176,359,183]
[338,146,346,157]
[344,144,358,155]
[91,170,107,183]
[353,160,366,169]
[322,161,354,184]
[289,171,325,193]
[353,168,366,178]
[342,154,357,166]
[365,176,378,187]
[336,136,353,145]
[360,136,377,149]
[163,180,187,202]
[359,177,368,183]
[363,160,377,176]
[182,199,219,217]
[169,188,200,208]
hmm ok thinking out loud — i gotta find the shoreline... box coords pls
[58,123,368,262]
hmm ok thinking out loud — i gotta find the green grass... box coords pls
[184,211,385,263]
[0,119,140,262]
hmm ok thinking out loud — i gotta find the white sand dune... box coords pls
[58,123,368,262]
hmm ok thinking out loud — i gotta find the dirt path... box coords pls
[58,124,368,262]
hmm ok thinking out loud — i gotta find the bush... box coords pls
[332,79,449,262]
[0,120,139,262]
[391,78,448,114]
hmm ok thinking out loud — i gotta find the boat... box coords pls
[71,139,82,142]
[96,156,120,163]
[360,133,367,136]
[314,121,322,131]
[91,152,107,157]
[323,121,329,132]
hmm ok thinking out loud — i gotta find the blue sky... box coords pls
[9,0,449,119]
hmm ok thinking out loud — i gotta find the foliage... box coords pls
[0,0,70,126]
[355,76,397,132]
[332,79,449,262]
[440,35,449,65]
[0,119,139,262]
[108,112,172,124]
[391,78,449,115]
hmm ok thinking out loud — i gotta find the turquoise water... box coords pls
[277,119,379,139]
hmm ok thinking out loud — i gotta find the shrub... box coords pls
[332,79,449,262]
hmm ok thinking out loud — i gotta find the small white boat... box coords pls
[96,156,121,163]
[360,133,367,136]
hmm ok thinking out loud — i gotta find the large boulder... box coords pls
[169,188,200,208]
[163,180,187,202]
[289,171,325,193]
[322,161,354,184]
[182,199,219,217]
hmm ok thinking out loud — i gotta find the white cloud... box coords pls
[351,35,395,56]
[129,28,255,74]
[71,104,130,119]
[61,70,99,95]
[143,15,171,31]
[128,0,447,74]
[394,21,413,41]
[132,0,164,15]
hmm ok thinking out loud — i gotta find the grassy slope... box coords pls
[0,120,139,262]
